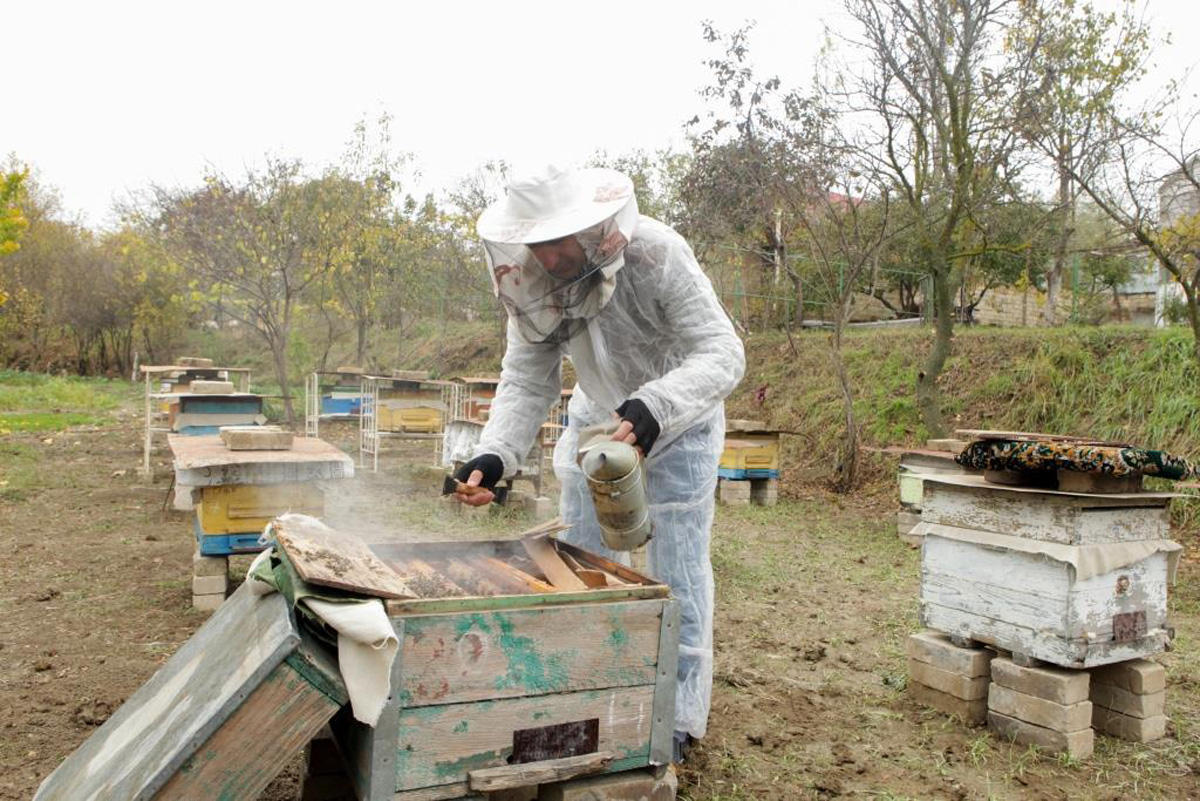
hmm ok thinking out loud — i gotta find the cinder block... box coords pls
[991,657,1089,705]
[1090,684,1165,719]
[527,495,556,519]
[192,593,225,612]
[906,631,992,678]
[716,479,751,506]
[750,479,778,506]
[192,550,228,577]
[192,574,228,595]
[908,658,989,701]
[1092,706,1168,743]
[177,356,214,367]
[896,509,921,534]
[909,680,987,726]
[219,425,293,450]
[988,683,1092,733]
[538,767,676,801]
[190,380,235,394]
[926,438,967,454]
[987,711,1094,758]
[1089,659,1166,695]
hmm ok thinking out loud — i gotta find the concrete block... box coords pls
[1091,683,1166,719]
[539,767,676,801]
[991,656,1090,705]
[908,658,989,701]
[750,479,778,506]
[177,356,214,367]
[192,593,225,612]
[192,550,228,577]
[988,683,1092,733]
[1088,659,1166,696]
[906,631,992,678]
[192,574,228,596]
[909,680,987,726]
[716,479,751,506]
[987,711,1094,758]
[1092,706,1168,743]
[219,425,293,450]
[926,438,967,454]
[897,509,921,533]
[190,380,235,394]
[528,495,556,519]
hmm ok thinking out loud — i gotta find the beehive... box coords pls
[197,483,324,534]
[324,536,678,801]
[919,474,1180,667]
[718,422,780,480]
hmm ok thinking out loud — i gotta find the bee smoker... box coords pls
[578,436,652,552]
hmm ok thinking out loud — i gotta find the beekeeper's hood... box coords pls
[477,165,639,345]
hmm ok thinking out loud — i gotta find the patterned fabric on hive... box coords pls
[955,439,1198,481]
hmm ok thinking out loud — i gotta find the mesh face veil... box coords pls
[482,196,639,345]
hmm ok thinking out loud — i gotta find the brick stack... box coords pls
[987,657,1093,758]
[191,551,228,611]
[1090,659,1168,743]
[906,631,993,726]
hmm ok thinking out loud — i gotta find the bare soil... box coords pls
[1,412,1198,801]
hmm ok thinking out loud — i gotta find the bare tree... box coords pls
[838,0,1036,436]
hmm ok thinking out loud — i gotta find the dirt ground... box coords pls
[1,409,1198,801]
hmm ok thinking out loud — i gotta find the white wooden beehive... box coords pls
[918,475,1180,668]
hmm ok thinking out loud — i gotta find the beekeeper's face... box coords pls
[528,235,587,281]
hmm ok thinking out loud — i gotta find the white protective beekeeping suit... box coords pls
[473,165,745,741]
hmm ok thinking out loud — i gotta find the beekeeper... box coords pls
[452,164,745,761]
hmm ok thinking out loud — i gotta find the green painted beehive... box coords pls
[333,538,678,801]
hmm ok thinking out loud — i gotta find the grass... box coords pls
[0,411,110,433]
[0,369,131,413]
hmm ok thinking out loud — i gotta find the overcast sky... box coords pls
[6,0,1198,228]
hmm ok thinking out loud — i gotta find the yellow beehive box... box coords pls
[719,433,780,479]
[379,403,443,433]
[197,483,325,534]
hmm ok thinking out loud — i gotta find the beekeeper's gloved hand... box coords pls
[613,399,660,456]
[453,454,504,507]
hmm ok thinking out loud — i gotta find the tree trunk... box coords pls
[270,330,296,425]
[830,314,859,492]
[356,316,369,366]
[916,266,954,438]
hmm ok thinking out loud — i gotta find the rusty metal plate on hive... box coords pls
[1113,610,1147,643]
[511,718,599,764]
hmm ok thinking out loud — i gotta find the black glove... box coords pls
[615,399,661,455]
[454,453,504,490]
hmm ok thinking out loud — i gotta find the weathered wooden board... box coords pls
[522,534,588,591]
[170,434,354,487]
[391,684,656,792]
[921,475,1171,544]
[921,535,1171,667]
[274,515,415,599]
[154,635,344,799]
[954,429,1130,447]
[468,751,613,792]
[397,600,664,707]
[34,585,299,801]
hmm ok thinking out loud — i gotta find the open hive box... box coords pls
[274,517,679,801]
[35,517,675,801]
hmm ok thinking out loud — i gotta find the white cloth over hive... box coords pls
[917,522,1183,582]
[473,207,745,739]
[247,549,398,727]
